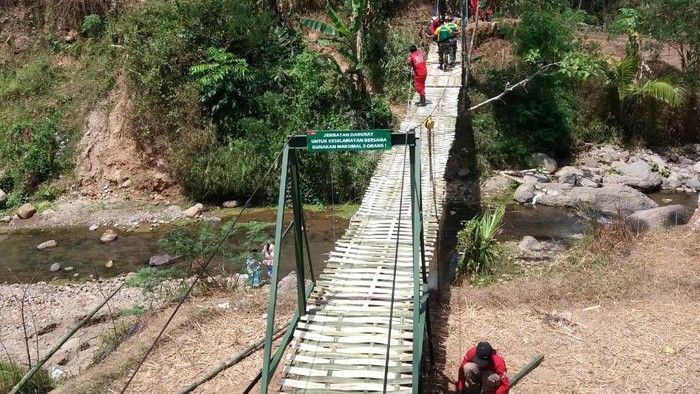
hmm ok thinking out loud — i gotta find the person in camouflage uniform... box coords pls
[433,17,460,70]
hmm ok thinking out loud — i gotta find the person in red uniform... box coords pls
[457,341,510,394]
[406,45,428,106]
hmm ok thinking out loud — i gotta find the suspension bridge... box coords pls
[260,41,462,392]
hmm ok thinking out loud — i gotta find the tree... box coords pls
[299,0,368,93]
[189,47,253,125]
[635,0,700,85]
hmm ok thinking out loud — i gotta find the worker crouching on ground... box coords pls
[433,16,460,70]
[457,341,511,394]
[406,44,428,107]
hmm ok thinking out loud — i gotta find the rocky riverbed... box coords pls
[502,144,700,229]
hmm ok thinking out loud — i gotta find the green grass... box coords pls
[0,361,54,394]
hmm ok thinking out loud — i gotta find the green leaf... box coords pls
[350,0,366,34]
[325,4,351,37]
[634,80,685,108]
[299,18,341,37]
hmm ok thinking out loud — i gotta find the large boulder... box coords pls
[603,173,663,193]
[16,203,37,219]
[686,176,700,191]
[530,153,558,174]
[625,205,695,234]
[528,183,657,216]
[0,189,6,205]
[513,183,537,203]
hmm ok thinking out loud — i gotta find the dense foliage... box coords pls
[109,0,393,202]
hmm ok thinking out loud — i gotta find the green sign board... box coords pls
[307,129,392,152]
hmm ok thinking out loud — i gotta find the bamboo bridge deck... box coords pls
[278,43,461,392]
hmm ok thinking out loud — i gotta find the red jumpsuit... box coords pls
[457,346,511,394]
[406,51,427,95]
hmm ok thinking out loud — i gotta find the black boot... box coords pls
[417,94,426,107]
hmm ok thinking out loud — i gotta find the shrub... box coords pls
[455,205,505,282]
[0,120,60,195]
[0,361,54,394]
[80,14,104,37]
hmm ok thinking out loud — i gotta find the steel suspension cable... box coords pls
[381,141,410,394]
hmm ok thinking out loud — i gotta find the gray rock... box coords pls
[37,240,57,250]
[16,203,37,219]
[693,162,700,174]
[64,266,74,272]
[617,161,653,177]
[89,224,99,231]
[149,254,173,267]
[530,153,558,174]
[523,174,550,183]
[277,271,298,294]
[50,263,62,272]
[121,179,132,188]
[1,216,11,223]
[686,176,700,191]
[0,189,6,205]
[183,203,204,218]
[600,151,619,164]
[619,150,630,162]
[532,183,575,207]
[583,157,599,169]
[514,183,537,203]
[222,200,239,208]
[559,173,578,185]
[100,229,118,243]
[518,236,541,251]
[603,173,663,193]
[534,184,657,216]
[555,166,583,178]
[579,178,599,188]
[625,205,695,234]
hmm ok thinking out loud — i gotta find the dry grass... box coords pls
[430,227,700,393]
[54,288,297,394]
[54,227,700,393]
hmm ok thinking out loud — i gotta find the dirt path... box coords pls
[430,227,700,393]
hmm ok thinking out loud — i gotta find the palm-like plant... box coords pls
[455,205,505,282]
[299,0,367,93]
[611,54,685,108]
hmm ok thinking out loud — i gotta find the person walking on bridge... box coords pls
[433,16,460,70]
[406,44,428,107]
[457,341,511,394]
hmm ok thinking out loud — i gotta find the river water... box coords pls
[0,191,696,284]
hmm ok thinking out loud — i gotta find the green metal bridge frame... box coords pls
[259,131,429,392]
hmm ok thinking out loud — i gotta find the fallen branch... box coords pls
[177,322,289,394]
[9,283,125,394]
[469,63,559,112]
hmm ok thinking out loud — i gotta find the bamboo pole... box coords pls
[177,323,289,394]
[9,282,125,394]
[510,354,545,387]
